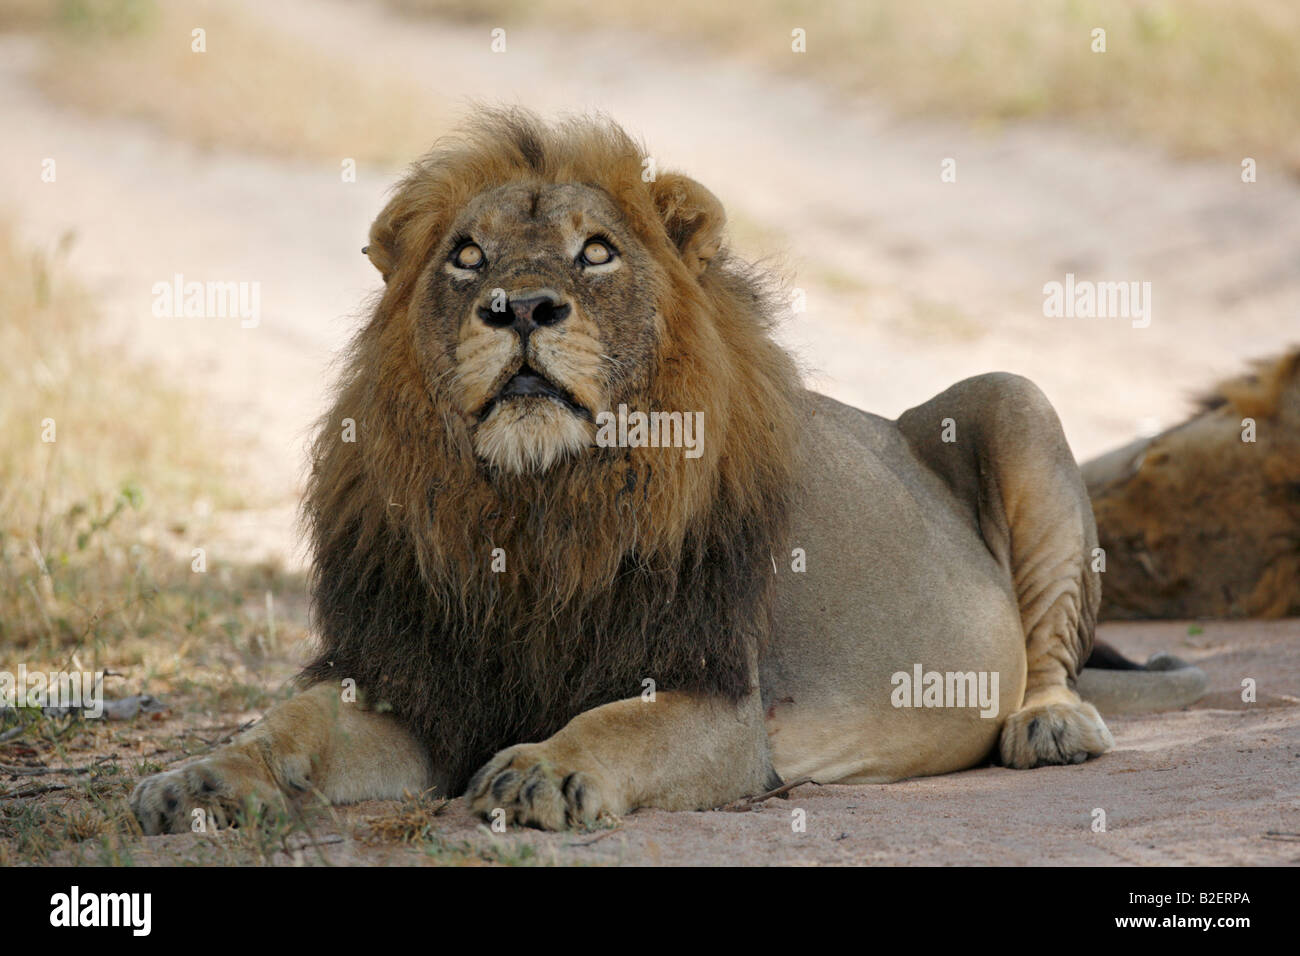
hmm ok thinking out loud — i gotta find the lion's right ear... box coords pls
[650,173,726,277]
[364,193,409,282]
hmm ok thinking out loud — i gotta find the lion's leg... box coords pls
[898,372,1113,768]
[466,689,775,830]
[131,683,434,835]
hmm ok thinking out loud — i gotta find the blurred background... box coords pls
[0,0,1297,860]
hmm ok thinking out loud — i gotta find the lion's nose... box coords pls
[478,292,571,347]
[510,294,570,328]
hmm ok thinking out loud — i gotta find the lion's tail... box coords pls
[1076,640,1208,713]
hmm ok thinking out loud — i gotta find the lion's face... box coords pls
[414,182,666,475]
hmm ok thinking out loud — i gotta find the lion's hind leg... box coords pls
[898,372,1114,768]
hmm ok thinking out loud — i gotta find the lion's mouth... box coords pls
[480,364,591,421]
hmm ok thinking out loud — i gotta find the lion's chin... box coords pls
[473,399,593,475]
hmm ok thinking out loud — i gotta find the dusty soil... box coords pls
[3,0,1298,865]
[95,620,1299,867]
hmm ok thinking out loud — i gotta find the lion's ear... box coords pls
[364,192,409,282]
[650,173,726,277]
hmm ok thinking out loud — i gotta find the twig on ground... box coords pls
[4,782,71,798]
[0,755,118,777]
[277,833,345,854]
[179,723,246,747]
[717,776,816,812]
[566,825,623,847]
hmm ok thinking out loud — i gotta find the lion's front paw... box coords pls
[130,751,289,835]
[466,744,609,831]
[999,694,1114,769]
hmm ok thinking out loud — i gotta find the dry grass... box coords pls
[355,796,546,865]
[0,230,531,866]
[0,0,65,30]
[0,224,303,671]
[356,791,452,846]
[21,0,448,164]
[391,0,1300,173]
[0,225,310,863]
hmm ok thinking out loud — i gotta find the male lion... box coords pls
[1084,349,1300,620]
[132,111,1197,834]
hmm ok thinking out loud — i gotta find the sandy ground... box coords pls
[3,0,1299,864]
[106,620,1299,867]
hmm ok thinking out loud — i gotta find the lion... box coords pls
[131,110,1203,834]
[1083,348,1300,620]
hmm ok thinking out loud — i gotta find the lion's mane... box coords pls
[299,111,803,792]
[1089,347,1300,619]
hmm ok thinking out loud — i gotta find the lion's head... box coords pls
[1086,348,1300,619]
[300,110,802,792]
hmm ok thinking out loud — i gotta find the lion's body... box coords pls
[762,393,1026,783]
[1084,349,1300,620]
[131,111,1198,835]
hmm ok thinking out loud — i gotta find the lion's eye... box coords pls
[451,242,485,270]
[579,238,615,267]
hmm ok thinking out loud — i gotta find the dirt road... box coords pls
[106,619,1297,867]
[5,0,1298,864]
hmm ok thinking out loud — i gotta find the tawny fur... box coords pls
[1084,348,1300,619]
